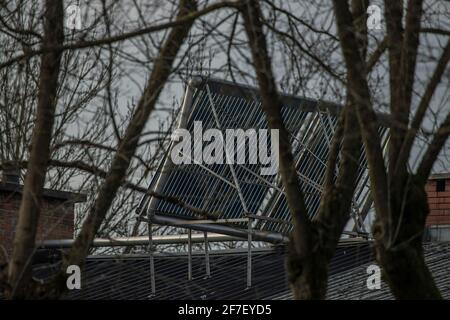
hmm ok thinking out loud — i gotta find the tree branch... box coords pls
[0,1,238,69]
[392,0,423,174]
[367,37,387,72]
[384,0,405,173]
[332,0,389,227]
[397,39,450,173]
[240,0,312,254]
[60,0,199,276]
[417,111,450,183]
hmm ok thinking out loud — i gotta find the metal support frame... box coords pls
[188,229,192,280]
[206,84,249,213]
[148,218,156,296]
[141,216,249,225]
[260,112,329,229]
[38,233,242,248]
[206,83,253,288]
[138,77,200,220]
[131,77,392,296]
[149,212,288,243]
[247,216,252,288]
[317,109,332,145]
[176,150,238,189]
[204,232,210,277]
[141,78,201,296]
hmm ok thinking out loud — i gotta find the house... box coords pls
[0,168,86,256]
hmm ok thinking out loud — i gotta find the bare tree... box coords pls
[332,0,449,299]
[239,0,449,299]
[1,0,448,300]
[240,0,369,299]
[1,0,243,299]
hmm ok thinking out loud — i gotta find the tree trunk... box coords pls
[375,242,442,299]
[6,0,64,299]
[286,234,328,299]
[373,178,442,299]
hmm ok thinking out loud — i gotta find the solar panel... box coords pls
[138,77,388,238]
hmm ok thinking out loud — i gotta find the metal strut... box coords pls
[148,218,156,297]
[206,84,253,288]
[247,216,252,288]
[204,232,211,278]
[188,229,192,280]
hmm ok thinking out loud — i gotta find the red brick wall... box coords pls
[0,191,74,254]
[426,179,450,225]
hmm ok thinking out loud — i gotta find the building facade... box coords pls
[425,173,450,241]
[0,170,85,256]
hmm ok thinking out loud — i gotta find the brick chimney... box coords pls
[425,173,450,241]
[1,167,20,184]
[0,169,86,255]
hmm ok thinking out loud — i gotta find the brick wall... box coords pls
[0,191,74,255]
[425,178,450,225]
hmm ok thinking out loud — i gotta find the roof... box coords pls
[30,241,449,300]
[429,173,450,180]
[0,181,87,203]
[138,77,389,237]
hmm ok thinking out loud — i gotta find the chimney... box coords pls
[1,165,21,184]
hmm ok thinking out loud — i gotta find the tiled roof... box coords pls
[37,241,449,300]
[0,181,86,202]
